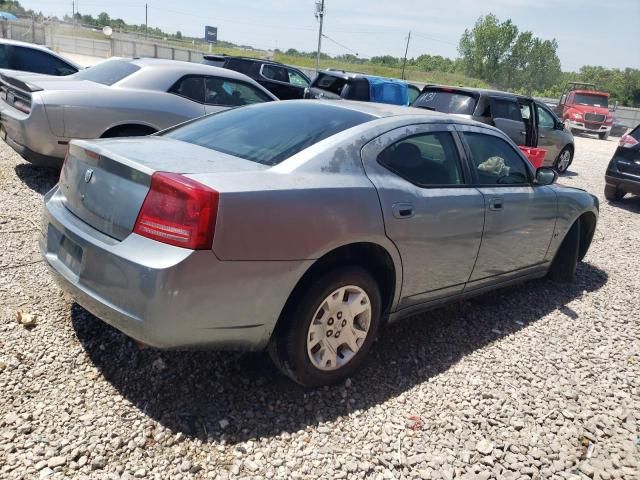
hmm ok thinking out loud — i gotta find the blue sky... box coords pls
[29,0,640,70]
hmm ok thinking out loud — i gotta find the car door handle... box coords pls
[489,197,503,211]
[392,202,414,219]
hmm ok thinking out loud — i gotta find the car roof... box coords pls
[0,39,81,69]
[127,57,267,81]
[202,54,294,68]
[422,84,533,101]
[311,99,483,127]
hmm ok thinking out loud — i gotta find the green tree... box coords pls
[175,30,182,40]
[96,12,110,27]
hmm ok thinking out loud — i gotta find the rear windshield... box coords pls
[413,90,477,115]
[73,59,140,86]
[164,102,374,166]
[573,93,608,108]
[312,73,348,96]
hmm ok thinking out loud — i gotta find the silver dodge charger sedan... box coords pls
[40,101,598,387]
[0,57,277,167]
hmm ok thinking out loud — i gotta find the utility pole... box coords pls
[315,0,325,73]
[401,31,411,80]
[145,3,148,38]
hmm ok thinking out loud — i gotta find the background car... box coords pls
[41,101,598,387]
[0,57,277,167]
[0,39,80,76]
[605,125,640,201]
[412,86,576,173]
[305,69,420,106]
[201,55,311,100]
[610,116,631,137]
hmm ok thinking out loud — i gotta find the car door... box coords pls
[536,103,563,161]
[361,124,485,308]
[490,96,527,146]
[168,75,207,116]
[203,76,274,114]
[457,125,557,286]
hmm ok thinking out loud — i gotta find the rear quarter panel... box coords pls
[545,185,598,261]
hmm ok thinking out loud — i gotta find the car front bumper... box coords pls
[40,186,312,350]
[565,120,611,135]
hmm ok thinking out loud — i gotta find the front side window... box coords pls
[491,98,522,122]
[287,69,309,87]
[537,104,556,129]
[464,132,530,185]
[170,75,205,103]
[12,46,76,75]
[165,102,374,166]
[74,59,139,85]
[204,77,272,106]
[378,131,465,186]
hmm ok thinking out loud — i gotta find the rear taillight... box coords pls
[13,99,30,114]
[619,134,639,148]
[59,146,70,183]
[133,172,219,250]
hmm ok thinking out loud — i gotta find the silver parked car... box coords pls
[0,57,277,167]
[0,39,80,77]
[41,101,598,387]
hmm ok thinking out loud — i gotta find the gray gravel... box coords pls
[1,135,639,479]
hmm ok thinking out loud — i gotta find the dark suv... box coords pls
[605,124,640,201]
[412,86,576,172]
[306,69,421,106]
[201,55,310,100]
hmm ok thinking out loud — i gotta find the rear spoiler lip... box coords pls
[0,73,43,93]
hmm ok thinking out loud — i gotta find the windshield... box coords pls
[72,59,140,86]
[312,73,348,95]
[164,102,374,166]
[413,90,477,115]
[573,93,608,108]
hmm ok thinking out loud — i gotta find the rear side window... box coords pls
[165,102,374,166]
[413,90,477,115]
[12,46,76,76]
[464,132,530,185]
[224,58,256,76]
[378,132,464,186]
[490,98,522,122]
[0,45,9,68]
[204,77,272,106]
[73,59,139,85]
[261,64,289,83]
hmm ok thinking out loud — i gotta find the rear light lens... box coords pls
[133,172,219,250]
[59,146,70,183]
[619,134,639,148]
[13,99,30,114]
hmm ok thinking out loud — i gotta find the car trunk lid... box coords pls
[59,137,266,240]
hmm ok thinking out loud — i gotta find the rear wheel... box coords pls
[102,125,156,138]
[598,131,609,140]
[604,185,625,201]
[269,266,381,387]
[554,147,573,173]
[548,218,580,283]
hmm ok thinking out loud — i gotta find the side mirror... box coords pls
[609,100,618,112]
[535,167,557,186]
[555,120,564,130]
[303,87,311,99]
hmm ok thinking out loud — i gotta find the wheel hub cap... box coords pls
[306,285,372,371]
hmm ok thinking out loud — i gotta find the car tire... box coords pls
[554,146,573,174]
[548,218,580,283]
[604,185,625,201]
[102,125,156,138]
[269,266,381,387]
[598,131,609,140]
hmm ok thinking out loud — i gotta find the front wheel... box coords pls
[269,266,381,387]
[604,185,625,201]
[554,147,573,174]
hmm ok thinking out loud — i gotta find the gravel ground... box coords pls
[1,135,638,480]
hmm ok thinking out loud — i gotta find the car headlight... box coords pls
[572,112,583,120]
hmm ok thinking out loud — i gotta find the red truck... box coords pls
[554,82,615,140]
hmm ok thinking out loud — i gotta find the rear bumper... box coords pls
[0,103,67,166]
[565,120,611,135]
[605,173,640,196]
[41,186,312,349]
